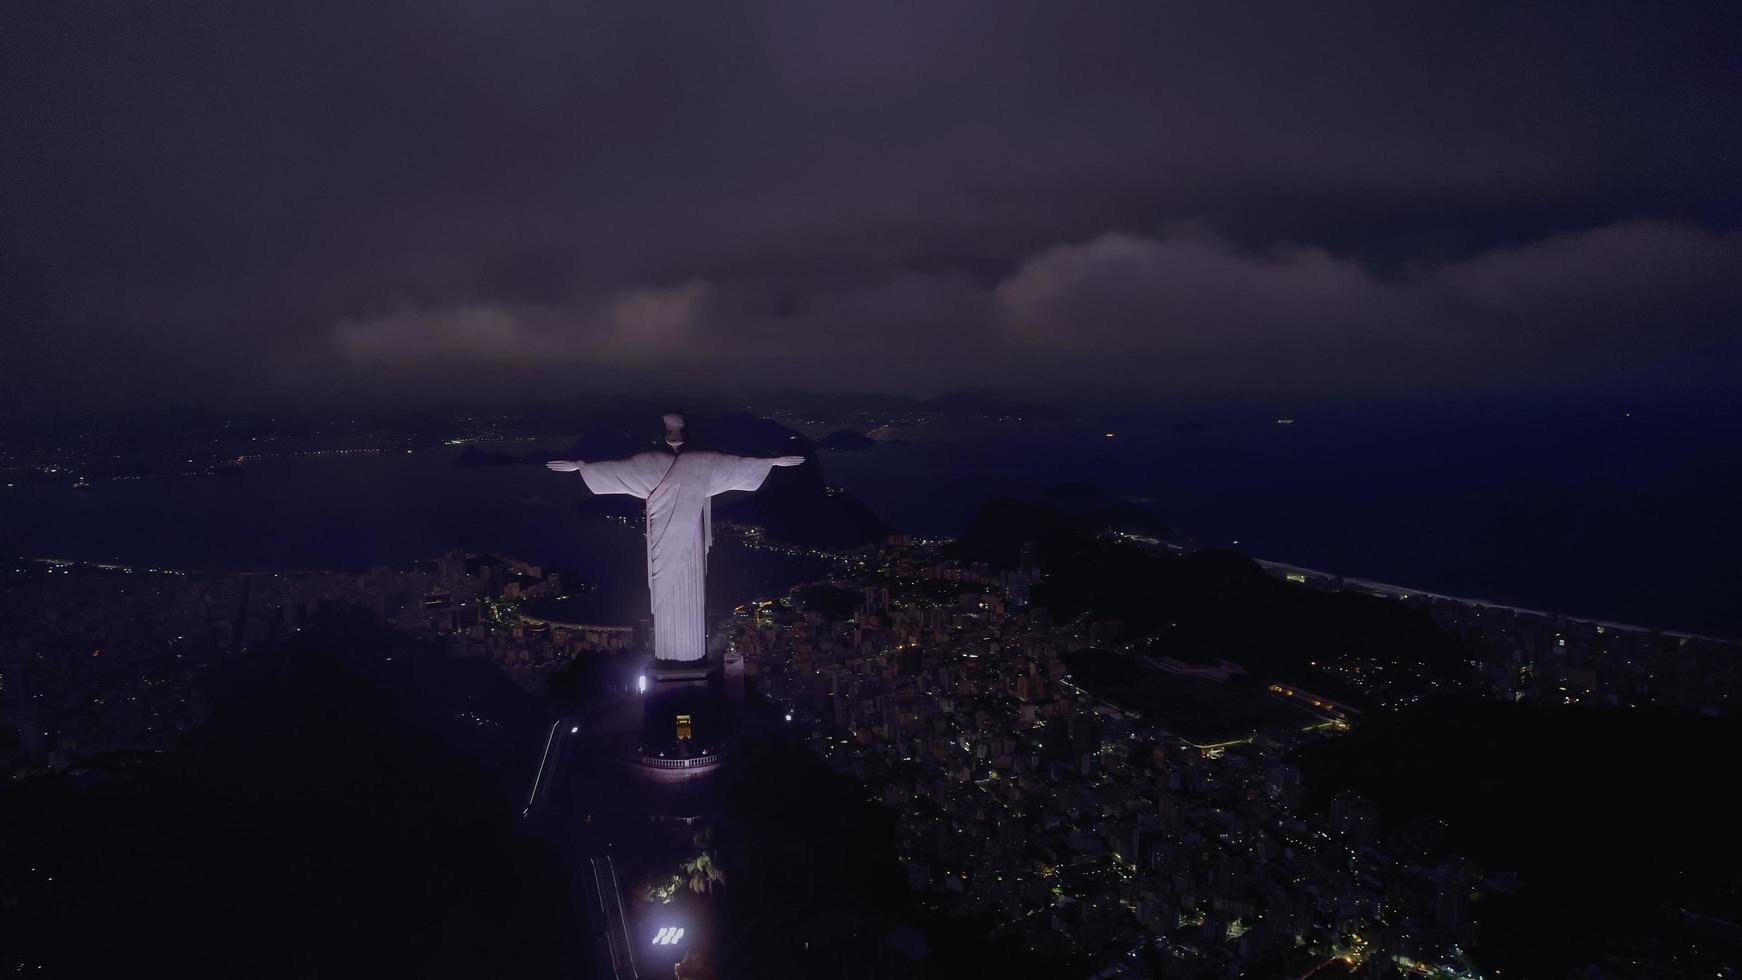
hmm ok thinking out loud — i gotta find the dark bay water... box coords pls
[0,447,640,579]
[820,404,1742,637]
[4,402,1739,636]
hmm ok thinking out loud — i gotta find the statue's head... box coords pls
[662,411,687,449]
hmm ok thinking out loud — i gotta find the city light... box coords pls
[17,410,1731,980]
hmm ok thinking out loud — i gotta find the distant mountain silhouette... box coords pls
[951,497,1461,693]
[702,416,891,549]
[1097,499,1171,539]
[816,429,877,452]
[1028,487,1169,541]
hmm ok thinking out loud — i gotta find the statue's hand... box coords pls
[772,455,805,467]
[546,460,583,473]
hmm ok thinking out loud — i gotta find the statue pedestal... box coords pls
[637,651,731,782]
[649,658,715,685]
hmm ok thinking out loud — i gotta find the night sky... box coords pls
[4,2,1738,410]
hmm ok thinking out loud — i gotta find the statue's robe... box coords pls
[579,450,779,662]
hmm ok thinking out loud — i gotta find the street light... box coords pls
[637,674,648,694]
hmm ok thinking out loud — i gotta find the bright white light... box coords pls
[637,674,648,694]
[652,927,672,945]
[670,928,684,944]
[570,725,579,734]
[784,713,793,722]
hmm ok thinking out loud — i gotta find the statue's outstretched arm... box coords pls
[547,456,656,498]
[707,453,805,496]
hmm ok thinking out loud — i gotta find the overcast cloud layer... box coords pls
[3,1,1738,410]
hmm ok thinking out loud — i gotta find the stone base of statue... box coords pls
[631,652,732,784]
[648,658,714,684]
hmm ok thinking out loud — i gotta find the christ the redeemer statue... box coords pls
[546,413,803,663]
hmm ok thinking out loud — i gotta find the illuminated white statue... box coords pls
[547,413,803,663]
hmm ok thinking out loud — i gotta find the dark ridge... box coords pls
[792,583,862,619]
[0,610,579,977]
[1097,498,1171,539]
[951,497,1463,692]
[1293,697,1742,977]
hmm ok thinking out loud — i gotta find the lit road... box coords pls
[523,717,573,817]
[522,697,676,979]
[590,853,641,979]
[522,686,715,979]
[522,714,630,977]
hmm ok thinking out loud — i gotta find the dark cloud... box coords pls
[310,218,1737,403]
[3,1,1738,408]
